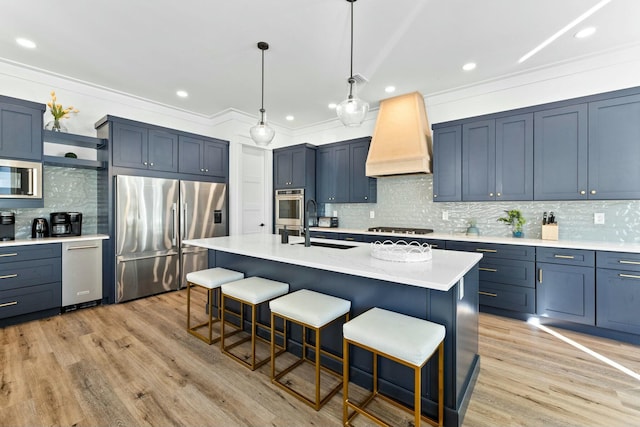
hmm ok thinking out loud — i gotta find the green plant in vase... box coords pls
[497,209,526,238]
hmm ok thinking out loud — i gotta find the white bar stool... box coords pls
[342,307,445,427]
[186,267,244,344]
[220,276,289,370]
[269,289,351,410]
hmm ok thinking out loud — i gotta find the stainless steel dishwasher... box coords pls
[62,239,103,310]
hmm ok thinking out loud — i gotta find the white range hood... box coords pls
[365,91,432,177]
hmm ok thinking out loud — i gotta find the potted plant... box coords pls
[497,209,526,238]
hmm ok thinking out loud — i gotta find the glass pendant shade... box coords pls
[250,110,275,146]
[337,81,369,127]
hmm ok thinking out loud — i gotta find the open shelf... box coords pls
[43,129,107,149]
[43,155,106,170]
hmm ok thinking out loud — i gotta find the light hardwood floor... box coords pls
[1,288,639,426]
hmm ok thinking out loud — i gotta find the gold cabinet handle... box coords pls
[619,273,640,280]
[344,238,355,241]
[0,253,18,258]
[590,190,597,195]
[479,267,497,272]
[431,244,439,248]
[0,274,18,280]
[0,301,18,308]
[476,248,497,253]
[478,291,497,297]
[538,268,543,283]
[619,260,640,265]
[554,255,575,259]
[579,190,586,195]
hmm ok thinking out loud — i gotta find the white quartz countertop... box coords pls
[0,234,109,247]
[183,234,482,292]
[310,227,640,253]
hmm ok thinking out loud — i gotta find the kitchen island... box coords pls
[184,233,482,427]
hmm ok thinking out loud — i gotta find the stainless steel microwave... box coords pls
[0,159,42,199]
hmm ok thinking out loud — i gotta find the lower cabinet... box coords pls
[596,251,640,335]
[536,247,595,325]
[0,244,61,322]
[448,241,535,314]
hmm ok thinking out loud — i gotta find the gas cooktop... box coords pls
[367,226,434,235]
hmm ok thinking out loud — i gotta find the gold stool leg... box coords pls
[438,341,444,426]
[343,338,349,425]
[186,281,192,331]
[315,327,321,410]
[414,363,421,427]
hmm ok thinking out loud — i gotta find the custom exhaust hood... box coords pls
[365,91,432,177]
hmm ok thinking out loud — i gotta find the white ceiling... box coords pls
[3,0,640,129]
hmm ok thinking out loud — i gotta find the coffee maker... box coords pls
[0,212,15,241]
[32,218,50,238]
[50,212,71,237]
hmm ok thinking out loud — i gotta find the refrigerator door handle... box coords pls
[117,252,179,263]
[172,203,178,247]
[182,202,188,238]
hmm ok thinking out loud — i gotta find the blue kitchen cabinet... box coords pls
[112,122,178,172]
[462,114,533,201]
[273,144,316,189]
[588,94,640,200]
[534,104,588,200]
[349,138,376,203]
[596,251,640,335]
[179,135,228,178]
[0,96,45,161]
[448,241,536,314]
[316,143,349,203]
[432,125,462,202]
[536,247,595,325]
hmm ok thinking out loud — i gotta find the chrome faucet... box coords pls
[304,198,317,247]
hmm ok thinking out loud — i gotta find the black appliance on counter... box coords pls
[50,212,82,237]
[0,212,15,241]
[32,217,50,238]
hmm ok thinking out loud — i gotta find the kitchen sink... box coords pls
[294,241,356,250]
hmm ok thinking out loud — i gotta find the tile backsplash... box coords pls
[322,175,640,243]
[9,166,98,239]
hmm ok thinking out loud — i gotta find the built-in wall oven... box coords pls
[275,188,304,235]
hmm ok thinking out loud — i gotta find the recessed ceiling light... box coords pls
[16,37,36,49]
[285,115,294,121]
[328,103,337,109]
[575,27,596,39]
[518,0,611,63]
[176,90,188,98]
[384,86,396,93]
[462,62,476,71]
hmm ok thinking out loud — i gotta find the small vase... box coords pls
[512,229,524,238]
[45,119,67,132]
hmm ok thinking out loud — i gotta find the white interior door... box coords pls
[241,144,269,234]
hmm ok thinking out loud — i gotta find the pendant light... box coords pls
[250,41,275,146]
[336,0,369,127]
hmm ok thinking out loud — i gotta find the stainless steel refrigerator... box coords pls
[115,175,227,303]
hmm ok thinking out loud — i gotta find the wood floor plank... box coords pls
[2,291,640,426]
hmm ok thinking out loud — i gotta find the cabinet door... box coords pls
[349,139,376,203]
[432,125,461,201]
[588,94,640,200]
[112,122,148,169]
[462,119,495,201]
[274,150,293,188]
[536,262,595,325]
[148,129,178,172]
[178,135,203,174]
[317,144,350,203]
[495,113,533,201]
[0,102,43,161]
[289,148,307,188]
[596,268,640,335]
[333,144,350,203]
[534,104,588,200]
[316,148,332,203]
[203,139,227,177]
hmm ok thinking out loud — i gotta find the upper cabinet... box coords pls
[434,86,640,202]
[432,125,462,201]
[462,113,533,202]
[587,94,640,200]
[273,144,316,189]
[0,96,45,161]
[534,104,588,200]
[316,137,376,204]
[179,135,228,178]
[111,122,178,173]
